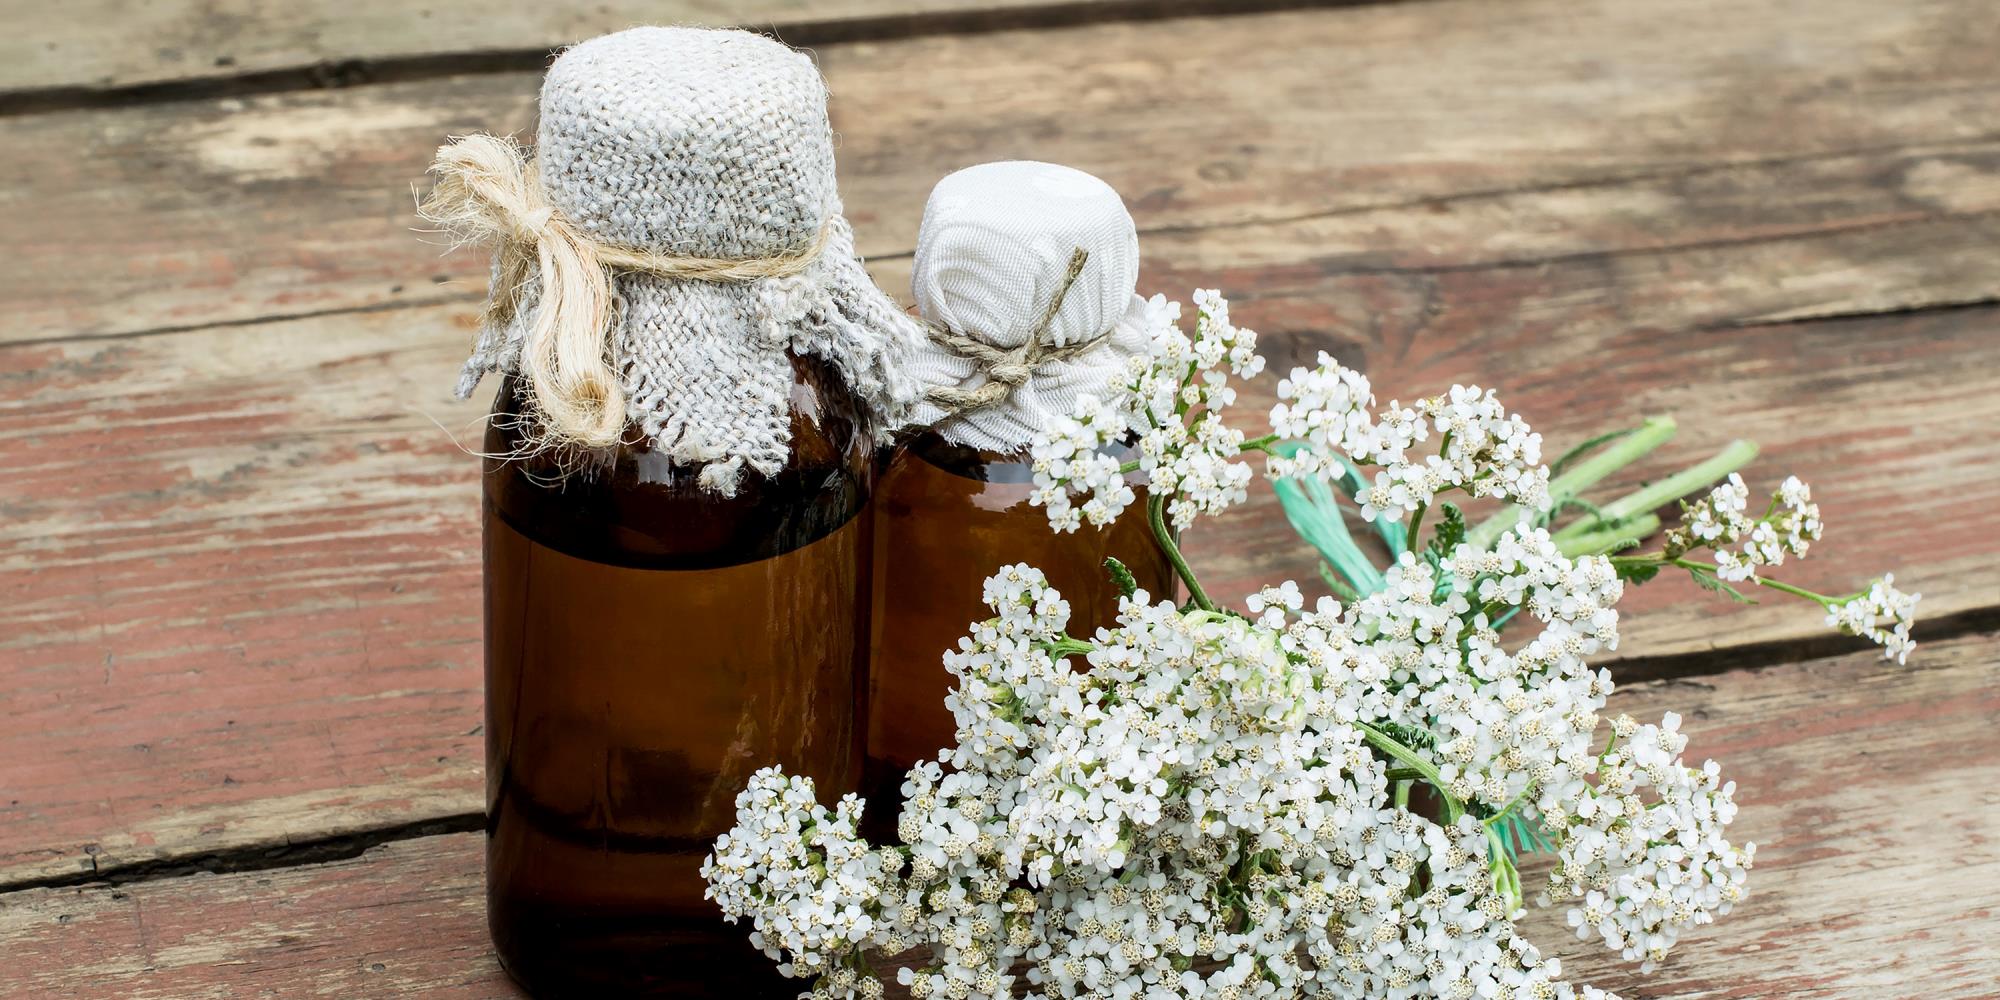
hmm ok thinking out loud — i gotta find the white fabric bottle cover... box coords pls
[451,26,925,494]
[908,160,1152,452]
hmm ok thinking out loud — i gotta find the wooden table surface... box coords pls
[3,1,1997,996]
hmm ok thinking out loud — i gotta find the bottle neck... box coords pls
[899,428,1033,484]
[898,427,1146,487]
[484,356,875,568]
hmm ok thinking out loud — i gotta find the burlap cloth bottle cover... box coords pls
[421,26,926,494]
[907,160,1156,452]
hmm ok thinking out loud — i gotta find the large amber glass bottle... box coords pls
[481,354,871,997]
[863,430,1173,824]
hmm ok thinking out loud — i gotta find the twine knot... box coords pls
[515,205,556,240]
[988,360,1036,385]
[418,133,832,449]
[924,248,1108,415]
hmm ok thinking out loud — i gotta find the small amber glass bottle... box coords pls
[863,431,1172,822]
[481,355,871,996]
[862,159,1173,830]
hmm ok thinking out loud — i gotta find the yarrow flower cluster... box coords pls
[1654,473,1916,663]
[1664,473,1821,582]
[703,771,899,986]
[1825,574,1920,665]
[706,289,1916,999]
[1544,712,1751,971]
[1266,357,1551,526]
[716,560,1655,1000]
[1031,291,1263,532]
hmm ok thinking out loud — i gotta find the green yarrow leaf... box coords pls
[1489,812,1555,861]
[1547,496,1609,534]
[1103,556,1139,600]
[1558,496,1608,520]
[1375,721,1438,751]
[1425,502,1468,560]
[1689,567,1757,604]
[1615,560,1662,585]
[1318,561,1361,602]
[1550,426,1635,478]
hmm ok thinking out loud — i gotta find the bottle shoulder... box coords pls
[881,429,1147,522]
[898,430,1034,485]
[893,429,1142,484]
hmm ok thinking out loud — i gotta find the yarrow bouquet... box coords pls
[702,292,1918,999]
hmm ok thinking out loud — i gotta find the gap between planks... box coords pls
[3,602,1992,898]
[7,0,1999,343]
[0,0,1412,115]
[5,0,1997,901]
[0,814,485,895]
[3,275,1994,889]
[2,631,1993,997]
[12,135,2000,352]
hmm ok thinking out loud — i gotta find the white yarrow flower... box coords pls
[701,287,1909,1000]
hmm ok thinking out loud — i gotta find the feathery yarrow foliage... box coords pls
[703,291,1916,999]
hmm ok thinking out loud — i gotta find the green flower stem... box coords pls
[1469,416,1677,550]
[1318,563,1362,602]
[1552,438,1759,544]
[1481,784,1537,830]
[1554,513,1662,558]
[1273,442,1387,596]
[1042,637,1098,659]
[1149,493,1215,612]
[1752,577,1855,606]
[1405,432,1452,547]
[1356,721,1464,822]
[1608,555,1858,607]
[1119,434,1279,476]
[1485,826,1524,912]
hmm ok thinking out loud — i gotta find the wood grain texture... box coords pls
[4,0,1998,947]
[3,286,1993,888]
[0,306,489,886]
[3,0,1998,341]
[1174,248,2000,644]
[0,0,1138,96]
[3,633,1992,999]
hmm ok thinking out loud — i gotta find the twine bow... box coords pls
[418,133,831,448]
[924,248,1108,415]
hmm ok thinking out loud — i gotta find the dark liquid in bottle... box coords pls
[862,430,1174,835]
[482,359,871,997]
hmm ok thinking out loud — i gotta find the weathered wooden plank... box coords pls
[7,0,1997,899]
[0,831,507,999]
[3,0,1997,342]
[1522,632,2000,998]
[1177,233,2000,641]
[0,307,490,886]
[0,0,1139,97]
[3,633,1992,998]
[2,280,1991,887]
